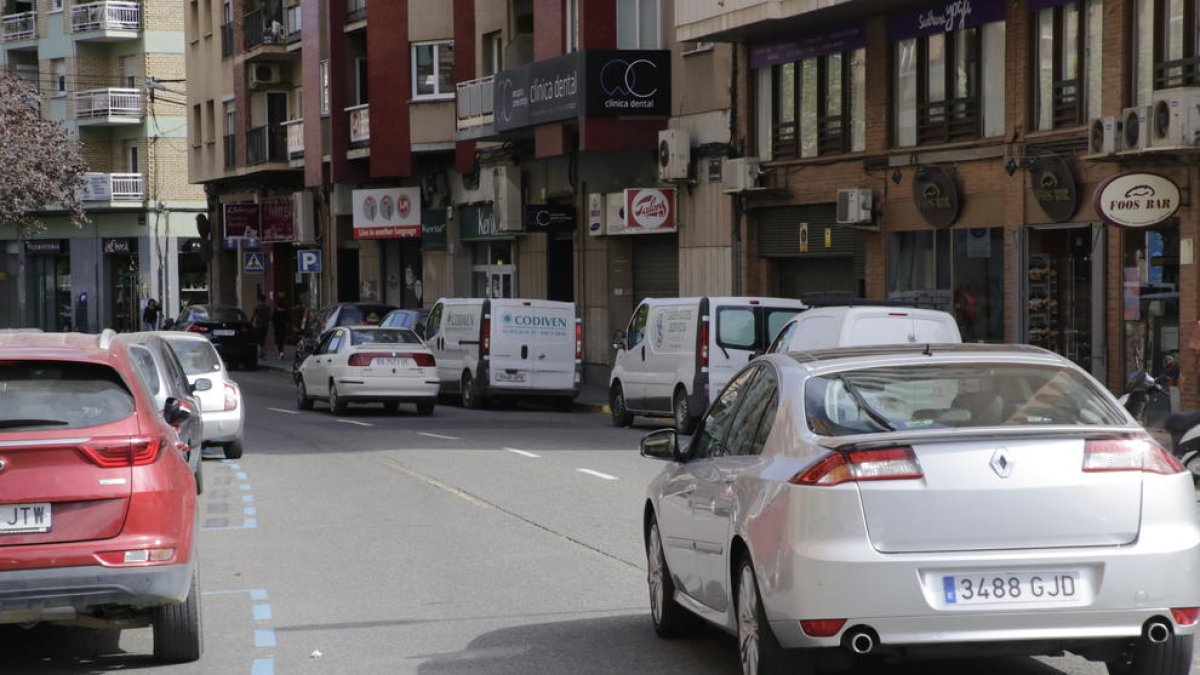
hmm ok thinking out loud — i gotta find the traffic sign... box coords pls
[243,251,266,274]
[297,249,322,274]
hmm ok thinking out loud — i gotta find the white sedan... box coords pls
[162,332,245,459]
[295,326,438,416]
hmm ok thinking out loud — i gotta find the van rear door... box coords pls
[709,301,804,401]
[489,301,576,391]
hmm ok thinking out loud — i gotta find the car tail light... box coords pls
[481,317,491,356]
[1172,608,1200,626]
[800,619,846,637]
[224,382,238,412]
[96,547,176,566]
[790,447,923,486]
[1082,439,1184,475]
[699,320,709,367]
[78,436,163,468]
[187,325,209,334]
[575,320,583,361]
[348,352,436,367]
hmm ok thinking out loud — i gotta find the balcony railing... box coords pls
[72,1,141,33]
[283,118,303,158]
[223,134,237,169]
[456,75,494,130]
[346,0,366,23]
[220,22,233,57]
[246,125,286,165]
[285,4,301,44]
[347,103,369,144]
[1,11,35,42]
[244,7,284,50]
[79,172,144,201]
[74,88,143,118]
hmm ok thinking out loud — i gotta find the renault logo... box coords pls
[990,448,1013,478]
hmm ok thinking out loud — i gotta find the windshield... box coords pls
[195,307,248,323]
[805,362,1127,436]
[165,339,223,375]
[350,329,422,346]
[0,361,135,429]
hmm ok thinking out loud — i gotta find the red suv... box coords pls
[0,330,202,662]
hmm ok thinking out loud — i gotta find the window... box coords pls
[192,104,202,147]
[483,31,502,75]
[354,57,369,105]
[52,59,66,94]
[616,0,659,49]
[1131,0,1200,96]
[1033,0,1102,130]
[690,367,756,460]
[0,362,135,430]
[412,41,455,99]
[725,367,779,456]
[767,48,865,158]
[51,0,63,12]
[565,0,579,53]
[625,304,649,348]
[319,59,330,115]
[126,142,139,173]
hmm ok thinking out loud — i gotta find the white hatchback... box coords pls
[162,332,245,459]
[295,326,438,416]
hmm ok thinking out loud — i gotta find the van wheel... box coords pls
[152,571,202,663]
[610,383,634,427]
[461,372,480,409]
[673,388,697,435]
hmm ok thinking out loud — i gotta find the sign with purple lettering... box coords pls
[889,0,1007,42]
[749,25,866,69]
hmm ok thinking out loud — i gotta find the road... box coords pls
[3,369,1198,674]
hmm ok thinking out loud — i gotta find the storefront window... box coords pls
[886,228,1004,342]
[471,241,514,299]
[1122,225,1180,412]
[179,238,210,311]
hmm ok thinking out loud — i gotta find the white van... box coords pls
[424,298,581,408]
[608,296,806,432]
[767,305,962,353]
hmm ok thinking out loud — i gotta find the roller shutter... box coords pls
[632,233,679,303]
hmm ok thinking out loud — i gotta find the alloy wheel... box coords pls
[737,564,760,675]
[673,390,689,431]
[647,524,665,625]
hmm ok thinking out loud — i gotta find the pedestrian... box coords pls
[251,296,271,359]
[272,300,290,360]
[141,299,161,332]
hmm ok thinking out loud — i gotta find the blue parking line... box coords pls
[236,472,249,480]
[244,507,257,516]
[249,589,268,601]
[243,495,255,503]
[252,658,275,675]
[254,628,276,648]
[252,604,272,621]
[239,483,252,491]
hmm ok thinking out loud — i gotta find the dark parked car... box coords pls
[293,303,396,372]
[379,308,430,337]
[166,305,258,370]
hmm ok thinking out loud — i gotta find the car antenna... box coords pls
[923,343,933,356]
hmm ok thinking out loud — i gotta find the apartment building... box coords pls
[0,0,204,332]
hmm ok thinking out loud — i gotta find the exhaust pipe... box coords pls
[843,628,876,654]
[1146,621,1171,644]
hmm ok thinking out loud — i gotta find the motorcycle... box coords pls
[1119,369,1200,485]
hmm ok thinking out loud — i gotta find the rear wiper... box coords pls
[0,419,71,429]
[835,376,896,432]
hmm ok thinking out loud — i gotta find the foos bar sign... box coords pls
[1094,173,1181,229]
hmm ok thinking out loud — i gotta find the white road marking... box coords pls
[504,447,541,458]
[576,468,619,481]
[418,432,461,441]
[267,407,299,415]
[336,419,373,427]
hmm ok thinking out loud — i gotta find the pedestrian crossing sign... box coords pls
[243,251,266,274]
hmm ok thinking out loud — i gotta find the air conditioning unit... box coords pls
[657,129,690,181]
[723,157,762,193]
[491,165,522,233]
[1086,116,1122,157]
[1119,105,1151,153]
[1149,87,1200,150]
[249,64,282,89]
[836,188,873,225]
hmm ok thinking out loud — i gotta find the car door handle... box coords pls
[641,345,646,360]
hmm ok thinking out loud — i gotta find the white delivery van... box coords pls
[767,305,962,353]
[608,297,806,432]
[424,298,581,408]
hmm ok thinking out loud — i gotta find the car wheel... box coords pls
[296,378,313,410]
[383,402,399,413]
[736,558,814,675]
[329,382,347,415]
[646,517,698,638]
[673,387,697,435]
[610,383,634,427]
[223,439,244,460]
[1106,634,1194,675]
[416,402,435,416]
[461,372,479,409]
[152,570,202,663]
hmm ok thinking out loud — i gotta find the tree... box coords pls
[0,72,88,238]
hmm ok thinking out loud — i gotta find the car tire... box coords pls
[383,402,399,413]
[152,570,202,663]
[416,402,435,416]
[223,439,244,460]
[329,382,347,415]
[673,387,697,435]
[736,558,815,675]
[296,378,313,410]
[1107,634,1194,675]
[610,383,634,427]
[646,517,699,639]
[461,372,480,409]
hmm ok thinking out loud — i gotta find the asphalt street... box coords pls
[3,369,1199,674]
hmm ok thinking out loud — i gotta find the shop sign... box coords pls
[78,173,113,201]
[749,24,866,69]
[223,203,261,239]
[460,203,508,241]
[24,239,65,254]
[422,209,448,251]
[524,204,576,232]
[889,0,1006,41]
[1094,172,1181,229]
[260,196,295,243]
[352,187,422,240]
[609,188,677,235]
[1030,155,1078,223]
[912,166,961,228]
[102,238,135,254]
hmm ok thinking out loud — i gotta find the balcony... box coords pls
[244,7,285,51]
[223,134,237,169]
[283,118,303,161]
[1,11,36,45]
[246,125,286,165]
[346,0,366,24]
[455,75,493,138]
[78,172,144,203]
[284,4,301,46]
[220,22,233,58]
[71,1,141,40]
[74,88,144,124]
[347,103,369,147]
[675,0,855,41]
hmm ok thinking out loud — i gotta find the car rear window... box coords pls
[165,339,223,375]
[804,363,1127,436]
[339,306,393,327]
[195,307,248,322]
[350,329,421,345]
[0,361,136,429]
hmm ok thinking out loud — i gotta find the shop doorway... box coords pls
[547,235,573,302]
[108,250,139,332]
[338,248,360,301]
[27,250,71,332]
[472,241,514,299]
[1020,224,1104,377]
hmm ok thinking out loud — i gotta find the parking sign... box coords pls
[297,249,322,274]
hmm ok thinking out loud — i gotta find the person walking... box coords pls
[272,300,290,360]
[141,299,161,332]
[251,297,271,359]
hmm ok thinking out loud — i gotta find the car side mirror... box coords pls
[192,378,212,393]
[612,330,626,351]
[164,397,192,428]
[641,429,680,461]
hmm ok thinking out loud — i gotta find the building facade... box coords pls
[0,0,205,332]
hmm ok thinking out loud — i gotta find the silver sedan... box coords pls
[640,344,1200,675]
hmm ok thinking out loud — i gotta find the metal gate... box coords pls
[632,234,679,303]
